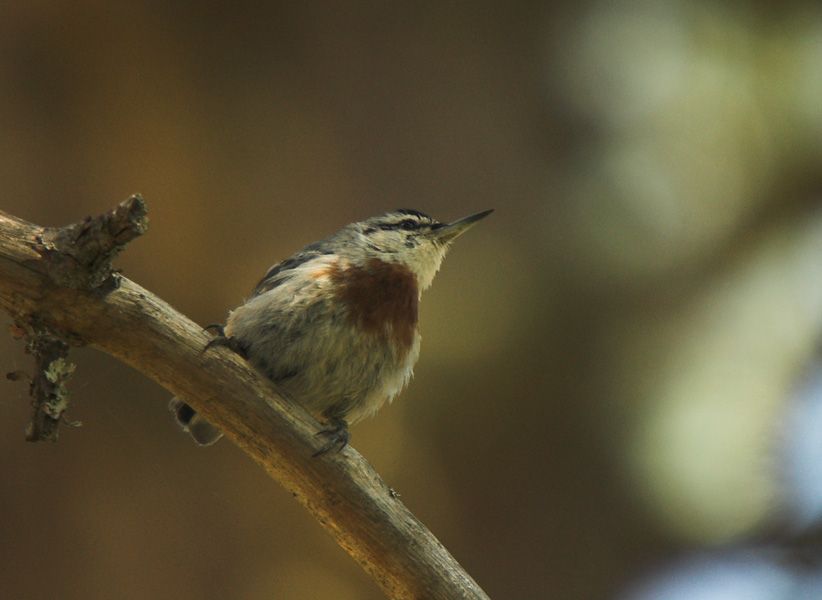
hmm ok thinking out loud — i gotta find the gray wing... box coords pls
[251,240,335,296]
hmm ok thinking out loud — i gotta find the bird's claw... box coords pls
[313,418,350,457]
[202,324,248,358]
[204,323,226,336]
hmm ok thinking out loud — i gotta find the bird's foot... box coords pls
[202,323,247,358]
[204,323,226,336]
[313,417,350,457]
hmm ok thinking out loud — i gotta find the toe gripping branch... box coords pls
[202,323,248,358]
[313,417,350,457]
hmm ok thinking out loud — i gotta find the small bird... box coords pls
[170,208,493,454]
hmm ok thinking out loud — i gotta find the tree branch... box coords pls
[0,197,489,600]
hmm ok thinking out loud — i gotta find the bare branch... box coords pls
[0,199,489,600]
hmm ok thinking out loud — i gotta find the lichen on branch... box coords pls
[8,195,148,441]
[21,326,76,442]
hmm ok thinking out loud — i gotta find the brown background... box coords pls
[2,2,822,599]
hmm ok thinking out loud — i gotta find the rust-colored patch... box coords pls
[308,264,333,279]
[330,258,419,354]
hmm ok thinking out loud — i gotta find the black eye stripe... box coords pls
[364,210,442,233]
[377,219,422,231]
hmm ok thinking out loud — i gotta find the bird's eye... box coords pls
[400,219,417,231]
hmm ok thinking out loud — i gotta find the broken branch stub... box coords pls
[10,195,149,441]
[37,194,148,289]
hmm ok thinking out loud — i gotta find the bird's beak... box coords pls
[433,209,494,243]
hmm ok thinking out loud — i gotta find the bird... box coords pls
[169,207,493,455]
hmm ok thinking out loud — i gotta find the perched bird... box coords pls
[170,208,493,454]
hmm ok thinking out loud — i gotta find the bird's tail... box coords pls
[168,397,223,446]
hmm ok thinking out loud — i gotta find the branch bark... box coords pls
[0,197,489,600]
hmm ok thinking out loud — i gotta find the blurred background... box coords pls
[1,1,822,599]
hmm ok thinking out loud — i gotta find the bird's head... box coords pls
[340,208,493,290]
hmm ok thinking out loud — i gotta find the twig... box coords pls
[23,326,74,441]
[0,197,489,600]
